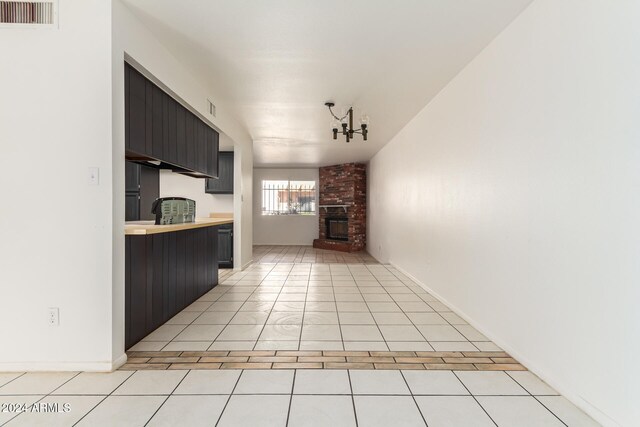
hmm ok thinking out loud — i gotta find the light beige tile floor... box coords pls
[0,369,600,426]
[132,246,501,353]
[0,246,599,425]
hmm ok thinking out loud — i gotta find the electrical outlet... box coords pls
[88,167,100,185]
[48,307,59,326]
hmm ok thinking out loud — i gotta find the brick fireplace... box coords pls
[313,163,366,252]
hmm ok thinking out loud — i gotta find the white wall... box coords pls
[367,1,640,426]
[0,1,116,370]
[159,171,234,215]
[253,168,319,245]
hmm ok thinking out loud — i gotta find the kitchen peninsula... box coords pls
[123,59,229,350]
[125,217,232,349]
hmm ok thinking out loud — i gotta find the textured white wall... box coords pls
[159,171,234,216]
[367,1,640,426]
[0,1,115,370]
[253,168,319,245]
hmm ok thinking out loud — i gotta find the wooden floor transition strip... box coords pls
[122,350,526,371]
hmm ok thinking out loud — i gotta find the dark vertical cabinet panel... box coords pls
[184,229,195,304]
[206,128,220,179]
[209,226,220,289]
[125,237,131,348]
[125,62,219,177]
[185,113,195,171]
[176,106,186,166]
[127,66,147,155]
[125,193,140,222]
[167,232,177,316]
[125,161,140,192]
[162,93,170,164]
[125,64,130,152]
[125,161,141,221]
[145,80,154,156]
[126,161,158,222]
[175,231,185,312]
[151,234,164,330]
[144,237,154,337]
[128,236,148,346]
[151,85,164,159]
[125,227,221,349]
[218,223,233,268]
[206,152,233,194]
[139,166,159,221]
[167,99,177,165]
[197,120,207,175]
[125,63,219,176]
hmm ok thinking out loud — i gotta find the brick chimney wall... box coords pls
[318,163,366,251]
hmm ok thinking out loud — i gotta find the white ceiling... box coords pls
[122,0,533,167]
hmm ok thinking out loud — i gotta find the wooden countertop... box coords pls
[125,217,233,236]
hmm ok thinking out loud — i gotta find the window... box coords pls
[262,180,316,215]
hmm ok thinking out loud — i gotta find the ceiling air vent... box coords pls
[0,1,57,27]
[207,99,216,118]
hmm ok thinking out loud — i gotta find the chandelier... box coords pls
[325,102,369,142]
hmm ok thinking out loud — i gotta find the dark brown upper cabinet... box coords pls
[206,127,220,178]
[206,151,233,194]
[125,62,218,179]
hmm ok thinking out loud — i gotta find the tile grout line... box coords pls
[504,371,569,427]
[204,262,273,352]
[142,369,190,426]
[386,265,483,353]
[214,369,244,427]
[71,370,136,426]
[399,369,430,426]
[254,262,294,351]
[451,370,499,427]
[284,369,297,426]
[333,267,347,352]
[298,265,310,351]
[359,265,391,352]
[347,369,359,427]
[375,264,433,351]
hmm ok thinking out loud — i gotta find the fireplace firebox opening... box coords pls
[325,217,349,241]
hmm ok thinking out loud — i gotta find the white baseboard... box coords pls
[0,353,128,373]
[389,261,620,427]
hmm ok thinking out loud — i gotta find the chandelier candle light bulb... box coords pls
[325,101,370,142]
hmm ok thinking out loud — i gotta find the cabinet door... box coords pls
[125,193,140,221]
[125,161,140,192]
[139,165,159,221]
[206,151,233,194]
[217,224,233,268]
[176,105,187,166]
[206,127,219,178]
[167,97,178,165]
[196,120,207,174]
[128,236,149,346]
[125,64,130,151]
[127,65,147,155]
[145,80,154,156]
[162,92,170,163]
[185,112,195,171]
[151,85,164,159]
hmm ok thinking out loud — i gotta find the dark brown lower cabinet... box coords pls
[218,223,233,269]
[125,226,219,349]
